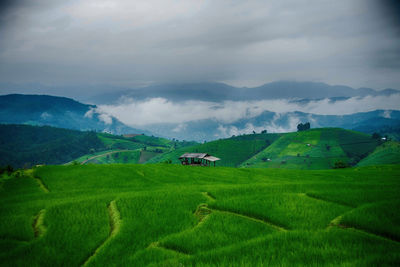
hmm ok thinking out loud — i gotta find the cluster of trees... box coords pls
[0,124,105,168]
[372,132,390,141]
[0,165,14,175]
[297,122,311,132]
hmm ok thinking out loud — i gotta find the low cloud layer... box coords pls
[96,94,400,127]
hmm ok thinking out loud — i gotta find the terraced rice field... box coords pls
[0,164,399,266]
[242,128,380,169]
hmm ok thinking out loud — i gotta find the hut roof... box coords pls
[179,153,209,159]
[203,156,221,162]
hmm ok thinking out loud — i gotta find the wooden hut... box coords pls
[179,153,221,166]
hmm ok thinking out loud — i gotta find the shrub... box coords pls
[333,160,349,169]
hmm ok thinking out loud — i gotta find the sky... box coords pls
[1,0,400,98]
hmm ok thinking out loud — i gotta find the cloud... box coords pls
[98,113,112,125]
[0,0,399,93]
[95,94,400,127]
[85,106,113,124]
[172,123,187,133]
[381,110,392,118]
[215,115,302,138]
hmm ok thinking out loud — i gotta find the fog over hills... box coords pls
[85,81,400,104]
[0,94,150,135]
[1,83,400,141]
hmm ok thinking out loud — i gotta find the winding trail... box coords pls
[328,209,400,243]
[81,150,136,165]
[210,207,287,232]
[148,241,191,256]
[202,191,286,231]
[34,177,49,193]
[303,193,354,207]
[82,200,121,266]
[33,209,46,238]
[24,170,49,193]
[202,191,216,201]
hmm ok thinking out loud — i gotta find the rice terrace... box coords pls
[1,1,400,266]
[1,126,400,266]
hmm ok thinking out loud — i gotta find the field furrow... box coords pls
[33,209,46,238]
[209,207,287,232]
[304,192,354,207]
[82,200,121,266]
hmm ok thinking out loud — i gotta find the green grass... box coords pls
[147,133,281,167]
[86,150,142,164]
[0,164,399,266]
[242,128,380,169]
[357,141,400,166]
[98,133,145,150]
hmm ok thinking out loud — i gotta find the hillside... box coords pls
[71,134,196,165]
[0,124,105,168]
[0,124,194,167]
[241,128,380,169]
[357,141,400,167]
[0,94,148,135]
[0,164,399,265]
[147,133,281,167]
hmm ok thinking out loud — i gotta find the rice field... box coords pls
[0,164,399,266]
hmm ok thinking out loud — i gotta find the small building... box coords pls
[179,153,221,166]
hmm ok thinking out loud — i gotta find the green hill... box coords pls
[357,141,400,167]
[0,164,399,266]
[0,124,197,167]
[0,124,105,168]
[146,133,281,167]
[69,135,196,165]
[241,128,380,169]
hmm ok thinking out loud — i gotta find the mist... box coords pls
[95,94,400,127]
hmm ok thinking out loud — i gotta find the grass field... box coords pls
[69,133,191,165]
[357,141,400,167]
[241,128,380,169]
[147,133,281,167]
[1,164,399,266]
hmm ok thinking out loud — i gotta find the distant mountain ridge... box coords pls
[0,94,149,135]
[141,109,400,141]
[86,81,400,104]
[1,93,399,142]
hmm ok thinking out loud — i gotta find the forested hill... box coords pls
[0,94,147,135]
[0,124,105,168]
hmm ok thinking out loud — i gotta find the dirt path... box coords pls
[82,200,121,266]
[81,150,137,165]
[33,209,46,238]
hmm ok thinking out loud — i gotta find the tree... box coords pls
[261,130,267,134]
[252,130,256,134]
[372,132,381,139]
[333,160,349,169]
[297,122,311,132]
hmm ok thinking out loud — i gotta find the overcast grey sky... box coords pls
[0,0,400,96]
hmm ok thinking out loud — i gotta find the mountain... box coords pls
[0,94,149,135]
[86,81,400,104]
[137,110,400,141]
